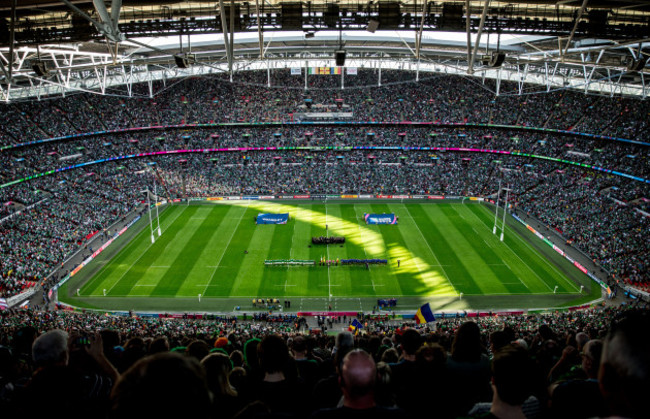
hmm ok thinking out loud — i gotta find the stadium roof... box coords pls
[0,1,648,101]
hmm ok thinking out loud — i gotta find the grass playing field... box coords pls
[60,201,600,313]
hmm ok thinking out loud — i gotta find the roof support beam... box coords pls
[218,0,233,73]
[395,32,416,57]
[92,0,123,42]
[465,0,472,67]
[0,55,10,84]
[415,0,427,60]
[61,0,124,43]
[522,38,650,59]
[6,0,16,82]
[255,0,264,59]
[230,0,235,68]
[468,0,490,74]
[562,0,589,59]
[1,56,648,101]
[0,79,7,101]
[584,49,604,93]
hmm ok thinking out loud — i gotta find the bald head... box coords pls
[341,349,376,399]
[576,332,589,350]
[581,339,603,379]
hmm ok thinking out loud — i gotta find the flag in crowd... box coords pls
[415,302,435,324]
[349,318,363,334]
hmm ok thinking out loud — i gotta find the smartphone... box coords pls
[75,336,90,346]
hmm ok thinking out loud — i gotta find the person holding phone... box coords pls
[20,331,120,419]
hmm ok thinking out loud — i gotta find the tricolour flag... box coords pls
[349,318,363,334]
[0,298,8,311]
[414,302,435,324]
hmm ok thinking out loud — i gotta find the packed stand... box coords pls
[0,304,648,418]
[1,70,649,146]
[0,164,151,297]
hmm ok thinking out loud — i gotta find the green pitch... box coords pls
[60,201,599,313]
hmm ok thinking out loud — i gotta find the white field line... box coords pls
[496,213,582,292]
[104,206,187,295]
[463,205,557,292]
[326,204,331,298]
[501,258,531,290]
[98,290,572,298]
[200,204,249,296]
[450,206,531,291]
[473,204,582,292]
[401,204,459,293]
[82,207,177,293]
[352,205,376,293]
[284,213,298,292]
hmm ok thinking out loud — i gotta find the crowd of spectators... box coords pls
[0,304,648,418]
[0,70,648,298]
[0,166,149,297]
[1,125,648,184]
[1,69,650,146]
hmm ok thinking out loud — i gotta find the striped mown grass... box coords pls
[65,201,594,312]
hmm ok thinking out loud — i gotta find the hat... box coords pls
[214,337,229,348]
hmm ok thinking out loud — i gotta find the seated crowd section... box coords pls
[0,305,648,418]
[0,69,648,299]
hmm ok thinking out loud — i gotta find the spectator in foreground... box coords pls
[23,330,117,419]
[550,339,606,419]
[250,333,308,416]
[311,349,407,419]
[291,335,320,391]
[110,352,212,419]
[202,352,243,419]
[312,331,354,409]
[447,321,492,417]
[389,328,434,414]
[467,345,535,419]
[598,311,650,419]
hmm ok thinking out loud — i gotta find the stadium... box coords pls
[0,1,648,418]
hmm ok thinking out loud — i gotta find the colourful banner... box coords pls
[308,67,342,75]
[510,213,610,294]
[297,311,359,316]
[364,213,397,224]
[256,213,289,224]
[4,139,649,189]
[54,216,141,289]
